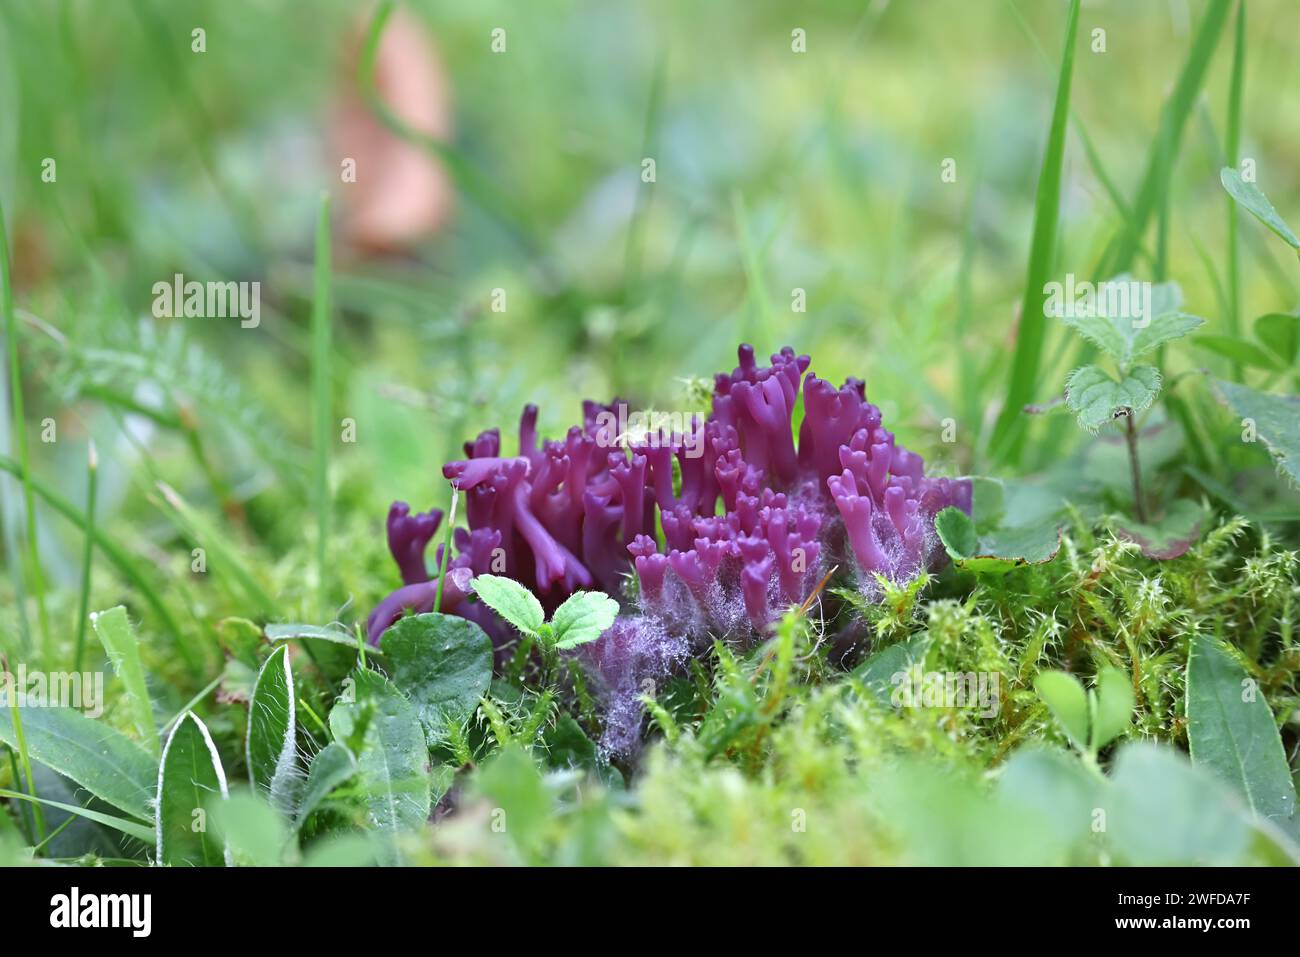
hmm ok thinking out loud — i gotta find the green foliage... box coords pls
[379,613,493,743]
[471,574,617,650]
[1064,364,1161,433]
[157,713,230,866]
[1220,167,1300,250]
[246,645,298,812]
[89,605,157,754]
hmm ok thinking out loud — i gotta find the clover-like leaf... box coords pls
[549,591,619,649]
[1221,167,1300,249]
[1064,364,1161,433]
[470,574,545,637]
[1089,668,1134,752]
[1034,671,1089,752]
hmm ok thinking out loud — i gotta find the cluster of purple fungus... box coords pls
[367,345,971,750]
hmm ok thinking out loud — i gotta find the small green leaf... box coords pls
[1221,167,1300,248]
[0,707,155,821]
[549,591,620,649]
[1034,671,1089,751]
[1192,334,1283,371]
[1113,498,1208,560]
[246,645,298,812]
[210,789,289,867]
[295,742,359,830]
[934,502,1061,573]
[157,712,230,866]
[1253,312,1299,363]
[265,622,373,651]
[328,669,430,832]
[471,575,544,637]
[1064,364,1161,433]
[851,634,931,705]
[89,605,158,754]
[380,613,493,741]
[1129,311,1205,361]
[1089,668,1134,751]
[1187,635,1297,836]
[1213,380,1300,486]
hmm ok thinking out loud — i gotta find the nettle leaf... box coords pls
[1187,635,1297,837]
[1114,498,1208,560]
[1221,166,1300,249]
[471,574,544,637]
[328,669,430,832]
[246,644,298,813]
[1034,671,1089,751]
[1064,364,1160,433]
[157,712,231,866]
[1254,312,1300,364]
[549,591,620,649]
[1214,380,1300,486]
[1192,334,1283,371]
[380,612,493,742]
[1057,276,1200,365]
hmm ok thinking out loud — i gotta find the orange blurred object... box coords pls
[333,7,454,253]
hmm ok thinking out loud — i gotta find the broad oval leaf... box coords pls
[1253,312,1299,363]
[380,613,492,741]
[470,574,544,636]
[1187,635,1297,836]
[327,669,430,832]
[1221,167,1300,248]
[1192,334,1282,371]
[157,712,231,866]
[294,741,359,831]
[246,645,298,812]
[1033,671,1089,751]
[1214,380,1300,486]
[550,591,620,649]
[0,706,155,821]
[1064,364,1160,433]
[1089,667,1134,751]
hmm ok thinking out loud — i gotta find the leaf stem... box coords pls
[1124,412,1148,523]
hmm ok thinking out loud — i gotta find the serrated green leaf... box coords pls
[1187,635,1297,836]
[1221,167,1300,248]
[1065,364,1161,432]
[380,612,492,741]
[1090,668,1134,751]
[1192,334,1283,371]
[1059,312,1128,363]
[1253,312,1299,363]
[1129,311,1204,360]
[294,742,359,831]
[246,645,297,812]
[89,605,158,755]
[471,575,544,636]
[1213,380,1300,486]
[1034,671,1089,751]
[0,706,155,821]
[328,669,429,832]
[550,591,620,649]
[157,712,230,866]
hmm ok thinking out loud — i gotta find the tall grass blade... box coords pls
[312,193,333,618]
[988,0,1080,466]
[1225,0,1246,362]
[73,441,98,673]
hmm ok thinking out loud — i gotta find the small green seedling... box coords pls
[471,575,619,650]
[1054,276,1204,521]
[1034,667,1134,765]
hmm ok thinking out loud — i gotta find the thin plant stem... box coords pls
[73,441,98,673]
[432,484,459,614]
[1125,413,1148,523]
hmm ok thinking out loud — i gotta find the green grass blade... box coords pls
[72,441,98,673]
[0,788,153,845]
[0,199,49,658]
[1111,0,1233,272]
[1225,0,1246,354]
[988,0,1080,466]
[0,453,193,671]
[90,605,159,755]
[312,192,333,619]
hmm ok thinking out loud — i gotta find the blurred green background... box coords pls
[1,0,1297,654]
